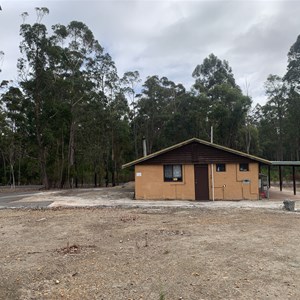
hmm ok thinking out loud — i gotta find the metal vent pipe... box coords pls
[142,137,147,157]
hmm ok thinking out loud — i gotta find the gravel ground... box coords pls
[1,206,300,299]
[5,184,300,210]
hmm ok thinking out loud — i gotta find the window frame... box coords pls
[239,163,249,172]
[163,164,183,182]
[216,163,226,172]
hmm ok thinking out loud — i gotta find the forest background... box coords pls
[1,8,300,189]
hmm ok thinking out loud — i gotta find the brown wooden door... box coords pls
[194,164,209,201]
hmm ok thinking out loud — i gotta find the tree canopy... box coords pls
[0,8,299,188]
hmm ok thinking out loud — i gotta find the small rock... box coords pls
[36,218,46,222]
[55,280,60,284]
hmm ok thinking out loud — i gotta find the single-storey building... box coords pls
[122,138,271,201]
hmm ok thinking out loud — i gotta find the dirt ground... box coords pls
[1,207,300,300]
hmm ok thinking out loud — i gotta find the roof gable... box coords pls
[122,138,271,168]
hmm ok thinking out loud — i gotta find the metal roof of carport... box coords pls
[271,161,300,166]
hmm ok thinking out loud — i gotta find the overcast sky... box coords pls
[1,0,300,105]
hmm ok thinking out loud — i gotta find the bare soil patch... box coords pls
[1,207,300,299]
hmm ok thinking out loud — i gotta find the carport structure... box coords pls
[268,161,300,195]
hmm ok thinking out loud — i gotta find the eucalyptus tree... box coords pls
[18,8,123,188]
[192,54,251,150]
[0,89,8,184]
[121,71,141,158]
[84,42,132,186]
[164,92,210,143]
[284,34,300,160]
[240,108,260,155]
[192,53,236,94]
[284,34,300,92]
[51,23,121,187]
[18,7,52,188]
[59,21,98,188]
[0,87,28,186]
[108,91,131,185]
[261,75,288,160]
[135,76,187,153]
[84,44,122,186]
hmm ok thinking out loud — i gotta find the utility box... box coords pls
[283,200,295,211]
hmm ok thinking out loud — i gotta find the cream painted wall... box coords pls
[209,162,259,200]
[135,162,259,201]
[135,164,195,200]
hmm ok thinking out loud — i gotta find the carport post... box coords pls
[293,166,296,195]
[268,165,271,188]
[279,165,282,192]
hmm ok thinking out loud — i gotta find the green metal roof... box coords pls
[122,138,272,169]
[271,161,300,166]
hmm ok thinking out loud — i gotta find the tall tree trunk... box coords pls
[111,130,116,187]
[59,129,65,188]
[38,144,49,189]
[10,164,15,189]
[94,161,97,187]
[1,150,7,185]
[35,48,49,189]
[116,168,119,186]
[67,120,76,188]
[35,99,49,188]
[18,157,21,186]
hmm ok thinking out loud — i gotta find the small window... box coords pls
[164,165,182,182]
[239,163,249,172]
[216,164,226,172]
